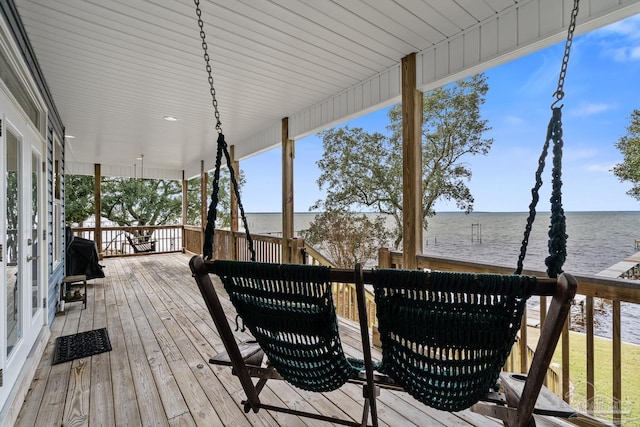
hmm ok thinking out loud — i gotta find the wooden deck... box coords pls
[14,254,530,426]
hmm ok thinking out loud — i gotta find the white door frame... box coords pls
[0,14,49,416]
[0,83,47,417]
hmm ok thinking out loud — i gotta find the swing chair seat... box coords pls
[126,235,156,253]
[190,256,579,427]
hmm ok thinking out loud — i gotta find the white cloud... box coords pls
[593,14,640,39]
[504,115,525,125]
[569,102,616,117]
[565,148,599,160]
[589,15,640,62]
[585,163,615,173]
[606,45,640,62]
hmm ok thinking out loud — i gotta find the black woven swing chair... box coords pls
[188,1,583,426]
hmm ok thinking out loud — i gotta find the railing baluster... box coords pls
[562,317,570,403]
[613,299,622,426]
[520,308,528,373]
[586,295,594,414]
[72,225,183,257]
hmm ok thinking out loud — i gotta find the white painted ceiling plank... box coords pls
[455,0,498,21]
[270,0,405,60]
[335,0,436,49]
[483,0,518,13]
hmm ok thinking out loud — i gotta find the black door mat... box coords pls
[53,328,112,365]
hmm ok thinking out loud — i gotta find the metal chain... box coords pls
[194,0,222,131]
[193,0,256,261]
[517,1,578,275]
[552,0,580,108]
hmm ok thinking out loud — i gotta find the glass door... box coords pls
[5,125,21,358]
[30,148,42,321]
[3,119,43,363]
[0,32,47,411]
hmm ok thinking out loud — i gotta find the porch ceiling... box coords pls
[13,0,640,179]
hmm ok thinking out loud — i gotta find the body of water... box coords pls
[245,211,640,344]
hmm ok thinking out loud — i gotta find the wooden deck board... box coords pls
[15,253,508,427]
[103,268,143,426]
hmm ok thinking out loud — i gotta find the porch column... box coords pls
[282,117,294,263]
[94,163,102,259]
[181,171,187,253]
[230,145,239,260]
[401,53,423,269]
[200,160,207,253]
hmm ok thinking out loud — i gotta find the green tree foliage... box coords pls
[612,109,640,202]
[65,167,240,232]
[313,73,492,248]
[6,172,18,262]
[186,167,243,228]
[65,174,95,225]
[100,177,182,229]
[302,209,389,268]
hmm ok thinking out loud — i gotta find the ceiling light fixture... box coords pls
[65,135,76,139]
[163,116,178,121]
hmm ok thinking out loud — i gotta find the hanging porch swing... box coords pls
[188,1,582,426]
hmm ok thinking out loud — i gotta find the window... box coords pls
[0,47,42,133]
[53,138,63,266]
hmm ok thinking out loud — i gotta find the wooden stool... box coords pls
[62,274,87,309]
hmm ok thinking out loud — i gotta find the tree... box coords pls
[100,177,182,230]
[65,174,95,225]
[612,109,640,202]
[186,167,244,228]
[313,73,492,248]
[65,167,240,232]
[6,171,18,263]
[302,209,389,268]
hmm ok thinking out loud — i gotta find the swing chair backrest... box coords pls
[368,268,577,422]
[371,269,537,411]
[211,259,363,392]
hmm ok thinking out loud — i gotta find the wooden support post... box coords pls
[201,160,207,255]
[94,163,102,259]
[230,145,239,260]
[282,117,294,263]
[401,53,423,270]
[289,237,304,265]
[182,171,187,253]
[378,247,391,269]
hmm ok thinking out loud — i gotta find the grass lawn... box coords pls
[553,331,640,425]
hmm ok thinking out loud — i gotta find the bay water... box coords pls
[244,211,640,344]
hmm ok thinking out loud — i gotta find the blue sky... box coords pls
[240,14,640,213]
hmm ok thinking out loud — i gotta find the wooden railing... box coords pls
[381,248,640,426]
[72,225,183,257]
[183,225,203,255]
[303,244,378,328]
